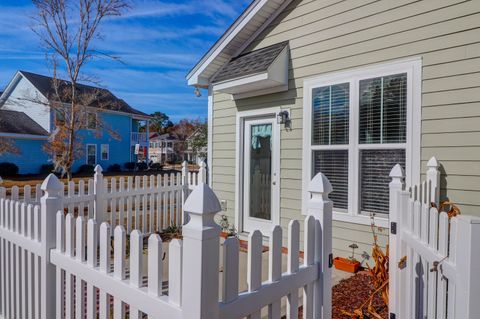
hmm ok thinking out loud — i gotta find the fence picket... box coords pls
[56,211,65,319]
[222,237,239,304]
[447,218,458,319]
[65,214,75,319]
[169,239,182,306]
[130,230,143,319]
[148,234,163,298]
[113,226,126,318]
[287,220,300,319]
[86,219,98,319]
[75,216,86,318]
[303,216,315,319]
[99,223,111,319]
[268,226,282,319]
[436,212,449,319]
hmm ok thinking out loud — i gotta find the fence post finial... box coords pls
[182,183,221,319]
[93,164,106,224]
[40,173,63,319]
[306,172,333,319]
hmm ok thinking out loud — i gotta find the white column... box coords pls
[40,173,63,319]
[388,164,405,319]
[306,172,333,319]
[181,161,189,225]
[181,183,221,319]
[94,165,107,224]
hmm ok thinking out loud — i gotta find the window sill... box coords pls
[332,211,389,229]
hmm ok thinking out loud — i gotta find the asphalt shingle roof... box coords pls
[212,41,289,83]
[0,110,48,136]
[20,71,149,117]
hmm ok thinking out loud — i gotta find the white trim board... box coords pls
[302,58,422,226]
[235,106,281,235]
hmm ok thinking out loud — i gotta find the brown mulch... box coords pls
[332,271,388,319]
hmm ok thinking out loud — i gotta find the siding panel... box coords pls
[210,0,480,259]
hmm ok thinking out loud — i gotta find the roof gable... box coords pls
[187,0,293,87]
[15,71,149,118]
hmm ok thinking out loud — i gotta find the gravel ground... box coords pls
[332,272,388,319]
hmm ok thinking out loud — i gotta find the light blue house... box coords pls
[0,71,150,174]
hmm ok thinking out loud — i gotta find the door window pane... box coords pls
[249,124,272,221]
[101,144,109,160]
[359,73,407,144]
[360,149,405,215]
[312,83,349,145]
[312,150,348,209]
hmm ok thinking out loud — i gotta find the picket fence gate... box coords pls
[389,157,480,319]
[0,161,206,237]
[0,170,333,319]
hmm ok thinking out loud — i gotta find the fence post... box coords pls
[426,156,440,204]
[181,161,189,225]
[306,172,333,319]
[181,183,221,319]
[40,173,63,319]
[198,161,207,184]
[388,164,405,319]
[94,165,107,224]
[454,215,480,319]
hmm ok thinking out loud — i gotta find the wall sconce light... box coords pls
[194,86,202,97]
[277,110,290,125]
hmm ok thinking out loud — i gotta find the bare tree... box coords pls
[31,0,129,180]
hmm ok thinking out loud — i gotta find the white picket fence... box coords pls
[0,169,333,319]
[1,161,206,236]
[389,157,480,319]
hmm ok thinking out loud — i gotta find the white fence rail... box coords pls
[1,161,206,236]
[389,157,480,319]
[0,170,333,319]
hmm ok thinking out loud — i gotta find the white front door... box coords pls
[242,116,280,234]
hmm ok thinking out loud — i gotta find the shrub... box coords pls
[124,162,135,171]
[136,162,148,171]
[0,162,19,177]
[107,164,122,173]
[39,164,55,175]
[76,164,94,175]
[149,163,163,171]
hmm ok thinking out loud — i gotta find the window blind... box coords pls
[313,150,348,209]
[360,149,405,215]
[359,73,407,144]
[312,83,349,145]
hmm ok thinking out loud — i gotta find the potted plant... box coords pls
[333,243,361,273]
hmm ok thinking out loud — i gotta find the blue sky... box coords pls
[0,0,251,122]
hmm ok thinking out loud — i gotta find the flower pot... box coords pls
[333,257,361,273]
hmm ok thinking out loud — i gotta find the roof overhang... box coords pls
[211,45,289,99]
[186,0,293,88]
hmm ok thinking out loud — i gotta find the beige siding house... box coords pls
[187,0,480,257]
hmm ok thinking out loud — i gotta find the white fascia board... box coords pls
[212,72,269,92]
[186,0,269,86]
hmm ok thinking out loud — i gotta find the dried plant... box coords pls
[342,213,389,318]
[0,138,20,156]
[431,199,461,218]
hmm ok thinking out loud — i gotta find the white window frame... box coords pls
[101,144,109,161]
[302,58,422,227]
[86,144,97,165]
[86,112,97,130]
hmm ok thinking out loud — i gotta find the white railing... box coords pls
[131,132,148,145]
[0,170,333,319]
[389,157,480,319]
[0,161,207,235]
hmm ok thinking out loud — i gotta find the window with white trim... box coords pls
[101,144,109,161]
[303,60,420,223]
[86,144,96,165]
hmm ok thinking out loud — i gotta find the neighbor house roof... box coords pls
[212,41,289,83]
[186,0,293,87]
[19,71,150,118]
[0,109,49,136]
[150,133,181,141]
